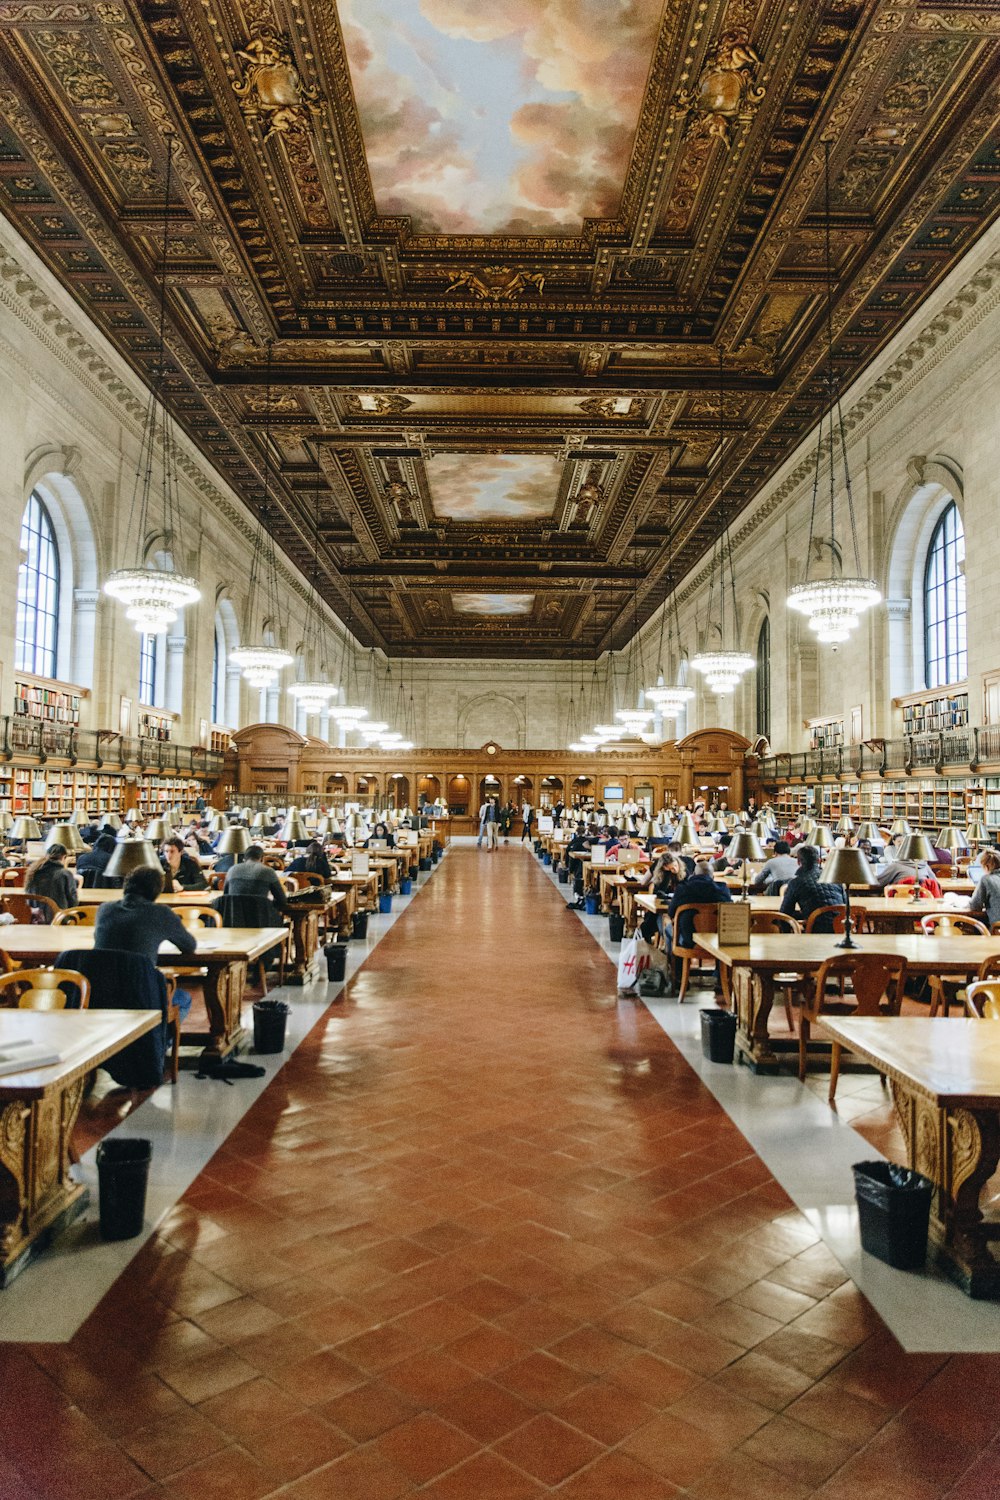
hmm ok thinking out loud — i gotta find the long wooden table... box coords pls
[635,890,978,934]
[696,932,1000,1072]
[0,1009,161,1285]
[0,926,287,1060]
[817,1016,1000,1298]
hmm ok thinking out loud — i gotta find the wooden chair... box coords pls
[671,903,725,1003]
[52,906,98,926]
[750,911,801,1030]
[2,893,58,924]
[0,867,27,886]
[279,875,298,897]
[0,967,90,1009]
[920,913,990,1017]
[930,862,953,879]
[805,905,848,934]
[966,980,1000,1019]
[206,870,226,890]
[263,854,286,870]
[884,883,931,900]
[800,952,908,1100]
[168,904,222,931]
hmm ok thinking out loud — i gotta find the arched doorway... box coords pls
[479,773,502,807]
[325,774,348,804]
[572,775,593,810]
[447,774,470,815]
[387,773,409,809]
[539,775,563,809]
[356,775,379,804]
[418,774,441,806]
[634,782,654,813]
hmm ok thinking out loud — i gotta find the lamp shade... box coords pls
[68,808,89,827]
[250,812,266,831]
[215,826,251,856]
[100,813,122,831]
[0,811,13,832]
[889,817,911,839]
[207,812,227,833]
[798,817,816,835]
[806,826,835,850]
[11,817,41,841]
[750,819,770,841]
[104,837,161,879]
[675,812,699,846]
[316,816,333,837]
[708,814,728,833]
[836,814,855,835]
[145,818,172,842]
[898,833,937,864]
[124,808,139,823]
[936,826,969,853]
[856,821,881,844]
[280,810,309,842]
[727,832,765,863]
[967,820,990,844]
[820,847,875,888]
[45,823,85,854]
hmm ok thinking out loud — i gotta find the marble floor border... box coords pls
[537,848,1000,1353]
[0,849,448,1344]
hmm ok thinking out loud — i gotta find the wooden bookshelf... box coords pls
[138,709,174,742]
[806,716,844,751]
[209,726,231,754]
[136,774,202,817]
[895,687,969,733]
[13,673,85,726]
[0,765,127,817]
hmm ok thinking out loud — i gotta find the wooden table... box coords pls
[0,926,287,1060]
[327,873,380,932]
[0,1009,161,1285]
[696,932,1000,1072]
[817,1016,1000,1298]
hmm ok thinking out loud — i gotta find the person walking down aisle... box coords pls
[521,799,534,841]
[482,797,499,851]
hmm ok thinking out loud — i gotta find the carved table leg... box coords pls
[189,958,249,1061]
[734,969,779,1070]
[0,1077,88,1286]
[285,910,319,986]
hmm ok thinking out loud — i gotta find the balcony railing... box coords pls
[1,717,222,776]
[756,721,994,782]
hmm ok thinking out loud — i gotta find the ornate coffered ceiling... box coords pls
[1,0,1000,656]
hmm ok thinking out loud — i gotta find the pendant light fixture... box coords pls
[288,472,334,716]
[645,460,695,718]
[691,352,755,694]
[104,136,200,631]
[230,342,294,688]
[787,140,880,643]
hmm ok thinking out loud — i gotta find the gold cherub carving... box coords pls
[234,30,321,140]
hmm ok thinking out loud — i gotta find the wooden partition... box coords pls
[221,726,752,833]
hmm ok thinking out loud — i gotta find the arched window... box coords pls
[16,492,60,678]
[755,617,771,741]
[139,633,158,705]
[923,500,966,687]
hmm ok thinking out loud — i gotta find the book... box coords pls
[717,902,752,946]
[0,1040,61,1075]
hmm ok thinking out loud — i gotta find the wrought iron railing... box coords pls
[0,716,222,776]
[756,720,996,782]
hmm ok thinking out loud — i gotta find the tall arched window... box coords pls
[139,633,158,705]
[16,492,60,678]
[924,500,967,687]
[755,617,770,741]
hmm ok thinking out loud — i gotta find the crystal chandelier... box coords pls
[691,352,755,694]
[287,475,334,715]
[787,141,880,643]
[645,461,695,718]
[230,342,293,688]
[104,137,200,632]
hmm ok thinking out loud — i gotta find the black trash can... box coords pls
[700,1007,737,1064]
[608,912,626,943]
[352,911,369,939]
[96,1138,151,1241]
[253,999,290,1054]
[419,856,432,871]
[853,1161,933,1270]
[409,863,419,881]
[557,867,569,884]
[325,942,348,982]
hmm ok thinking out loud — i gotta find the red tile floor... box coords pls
[5,846,1000,1499]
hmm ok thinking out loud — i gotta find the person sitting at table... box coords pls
[969,848,1000,928]
[369,821,395,849]
[223,844,289,914]
[873,851,940,894]
[287,840,332,879]
[26,845,79,917]
[750,839,798,895]
[160,836,208,893]
[667,858,732,955]
[779,844,845,931]
[76,832,118,886]
[93,865,196,1020]
[638,854,683,942]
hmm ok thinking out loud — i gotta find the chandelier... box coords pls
[691,352,755,694]
[104,136,200,632]
[230,342,294,688]
[787,141,880,643]
[645,459,695,718]
[288,474,334,716]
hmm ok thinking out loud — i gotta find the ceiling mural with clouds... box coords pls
[338,0,662,234]
[427,455,560,522]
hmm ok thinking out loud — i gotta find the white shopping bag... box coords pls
[616,936,649,994]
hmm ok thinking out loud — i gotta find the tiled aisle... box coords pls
[4,847,1000,1499]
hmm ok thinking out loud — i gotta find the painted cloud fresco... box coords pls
[427,454,559,522]
[338,0,662,234]
[452,593,535,616]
